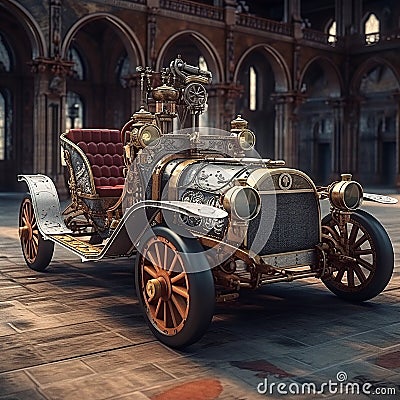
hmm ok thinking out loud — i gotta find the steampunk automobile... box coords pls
[18,56,397,348]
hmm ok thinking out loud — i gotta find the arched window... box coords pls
[365,13,380,44]
[198,56,209,127]
[68,47,85,80]
[65,91,84,130]
[116,55,131,88]
[0,33,12,72]
[249,66,257,111]
[198,55,208,72]
[0,90,11,160]
[0,92,5,159]
[327,20,337,44]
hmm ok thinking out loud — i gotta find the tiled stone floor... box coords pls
[0,191,399,399]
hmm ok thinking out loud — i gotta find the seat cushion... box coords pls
[67,129,125,197]
[95,185,125,197]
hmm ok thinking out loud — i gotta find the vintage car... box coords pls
[18,56,397,348]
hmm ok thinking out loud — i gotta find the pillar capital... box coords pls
[29,56,74,77]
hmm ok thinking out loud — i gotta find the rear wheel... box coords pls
[18,195,54,271]
[321,209,393,302]
[135,226,215,348]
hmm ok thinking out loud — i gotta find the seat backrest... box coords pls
[66,129,125,188]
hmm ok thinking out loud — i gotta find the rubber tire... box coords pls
[135,226,215,348]
[321,209,394,302]
[19,195,54,272]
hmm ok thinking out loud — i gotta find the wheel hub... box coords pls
[146,276,169,302]
[19,225,31,240]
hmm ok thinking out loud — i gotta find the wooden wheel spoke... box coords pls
[335,267,345,282]
[171,272,186,284]
[167,253,179,273]
[353,265,367,283]
[155,298,162,317]
[354,248,373,256]
[323,226,341,242]
[25,240,30,256]
[21,215,28,227]
[163,245,169,271]
[147,251,159,272]
[23,208,31,225]
[171,293,186,319]
[347,269,355,287]
[342,223,349,240]
[354,234,368,249]
[172,285,189,299]
[155,242,162,269]
[27,241,35,259]
[144,264,158,278]
[168,300,178,327]
[348,224,359,245]
[27,204,33,220]
[23,205,29,220]
[357,257,374,272]
[32,234,39,247]
[163,301,167,328]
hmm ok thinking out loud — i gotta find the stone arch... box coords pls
[62,13,145,128]
[351,57,400,95]
[234,44,290,93]
[233,45,290,159]
[61,13,145,67]
[0,0,46,58]
[299,56,343,98]
[156,30,224,83]
[0,0,45,189]
[351,59,400,186]
[297,57,343,184]
[156,31,224,128]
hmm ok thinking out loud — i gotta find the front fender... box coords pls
[93,200,228,260]
[17,174,72,237]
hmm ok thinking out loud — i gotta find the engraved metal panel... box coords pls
[18,174,72,235]
[261,249,317,268]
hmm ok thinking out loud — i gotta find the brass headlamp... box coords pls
[230,115,256,151]
[223,186,261,220]
[329,174,363,211]
[131,124,161,149]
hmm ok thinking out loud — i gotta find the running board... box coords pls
[19,174,228,262]
[49,199,228,261]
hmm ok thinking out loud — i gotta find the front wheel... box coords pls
[321,209,393,302]
[18,195,54,271]
[135,226,215,348]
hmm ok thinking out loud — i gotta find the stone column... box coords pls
[146,0,159,68]
[329,98,345,175]
[127,73,141,115]
[342,95,361,175]
[335,0,362,36]
[30,58,73,190]
[393,92,400,187]
[209,83,243,130]
[283,0,301,23]
[271,92,305,167]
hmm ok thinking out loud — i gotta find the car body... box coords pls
[18,56,397,348]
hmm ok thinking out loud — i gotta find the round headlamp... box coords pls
[329,180,363,211]
[223,186,261,220]
[237,129,256,150]
[137,124,161,148]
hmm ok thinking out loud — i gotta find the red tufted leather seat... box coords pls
[66,129,125,197]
